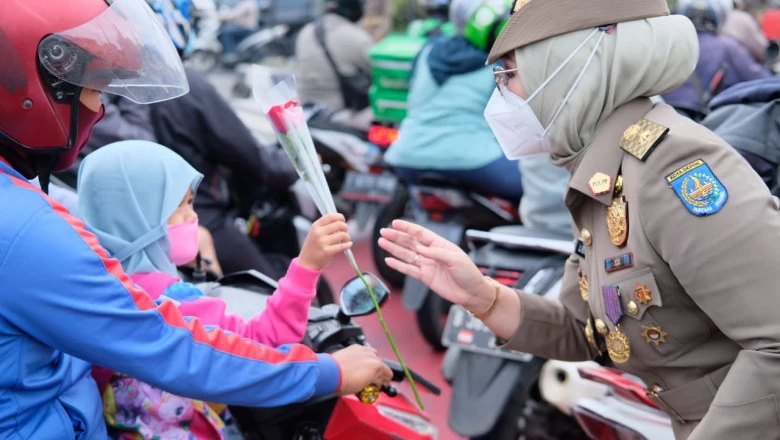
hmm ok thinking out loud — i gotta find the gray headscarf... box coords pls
[513,16,699,168]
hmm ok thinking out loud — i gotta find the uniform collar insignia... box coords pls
[566,99,653,208]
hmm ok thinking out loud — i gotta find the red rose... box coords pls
[267,104,288,134]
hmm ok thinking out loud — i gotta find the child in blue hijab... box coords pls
[78,140,352,440]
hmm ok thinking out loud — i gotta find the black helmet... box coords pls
[325,0,365,22]
[419,0,451,17]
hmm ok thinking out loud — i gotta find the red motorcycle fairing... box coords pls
[324,394,436,440]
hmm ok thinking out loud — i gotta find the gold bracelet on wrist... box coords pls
[468,276,501,320]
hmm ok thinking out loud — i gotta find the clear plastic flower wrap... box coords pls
[252,67,424,409]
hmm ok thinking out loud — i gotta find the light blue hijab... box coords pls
[78,140,203,276]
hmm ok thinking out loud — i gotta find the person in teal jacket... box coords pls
[384,0,522,200]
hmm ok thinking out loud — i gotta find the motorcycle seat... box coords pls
[415,172,468,188]
[411,173,522,204]
[302,102,369,139]
[489,224,574,242]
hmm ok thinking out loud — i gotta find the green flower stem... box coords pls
[344,250,425,410]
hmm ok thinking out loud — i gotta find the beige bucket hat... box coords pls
[487,0,671,64]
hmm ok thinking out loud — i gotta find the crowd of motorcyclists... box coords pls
[4,0,780,438]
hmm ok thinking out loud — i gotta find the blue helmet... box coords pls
[147,0,195,54]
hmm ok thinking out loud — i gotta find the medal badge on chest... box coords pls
[606,196,629,247]
[602,285,631,363]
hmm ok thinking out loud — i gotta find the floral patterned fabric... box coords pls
[102,374,225,440]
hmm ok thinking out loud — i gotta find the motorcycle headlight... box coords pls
[377,405,438,439]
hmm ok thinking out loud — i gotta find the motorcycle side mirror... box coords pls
[339,273,390,317]
[767,42,780,63]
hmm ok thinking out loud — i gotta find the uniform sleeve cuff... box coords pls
[287,258,322,293]
[313,353,341,396]
[498,291,551,350]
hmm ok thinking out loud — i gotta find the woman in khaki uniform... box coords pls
[377,0,780,438]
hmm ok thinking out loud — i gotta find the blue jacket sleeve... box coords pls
[0,204,340,407]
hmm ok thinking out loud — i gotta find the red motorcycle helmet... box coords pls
[0,0,189,180]
[763,8,780,41]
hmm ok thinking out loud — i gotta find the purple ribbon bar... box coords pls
[602,285,623,325]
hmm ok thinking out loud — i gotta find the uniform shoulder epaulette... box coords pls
[619,118,669,162]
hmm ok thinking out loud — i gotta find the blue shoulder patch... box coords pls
[665,159,728,216]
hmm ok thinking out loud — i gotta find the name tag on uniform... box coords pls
[605,253,634,273]
[575,240,586,258]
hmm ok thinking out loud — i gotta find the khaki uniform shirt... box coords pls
[502,98,780,439]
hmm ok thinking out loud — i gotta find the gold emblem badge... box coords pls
[606,196,629,247]
[620,119,669,161]
[642,324,668,346]
[623,124,641,140]
[606,327,631,363]
[634,284,652,305]
[627,301,639,316]
[579,273,589,302]
[588,172,613,196]
[595,318,608,336]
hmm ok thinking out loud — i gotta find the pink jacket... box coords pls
[130,258,320,346]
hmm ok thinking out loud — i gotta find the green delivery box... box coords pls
[369,33,426,90]
[369,33,427,123]
[369,85,409,123]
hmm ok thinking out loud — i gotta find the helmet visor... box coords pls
[38,0,188,104]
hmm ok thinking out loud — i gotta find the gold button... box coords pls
[650,384,664,394]
[585,323,595,345]
[627,301,639,315]
[595,318,609,335]
[581,228,593,246]
[614,175,624,194]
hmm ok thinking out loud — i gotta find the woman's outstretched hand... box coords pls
[378,219,493,311]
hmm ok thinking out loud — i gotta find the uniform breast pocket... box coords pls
[611,267,710,358]
[612,267,662,320]
[609,267,675,357]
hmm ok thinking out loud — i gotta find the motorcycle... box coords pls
[371,175,521,350]
[197,269,442,440]
[439,225,589,439]
[231,178,336,305]
[185,0,296,72]
[344,12,462,234]
[298,103,399,231]
[570,365,675,440]
[335,123,400,232]
[148,0,200,58]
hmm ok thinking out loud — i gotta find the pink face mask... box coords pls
[167,218,199,266]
